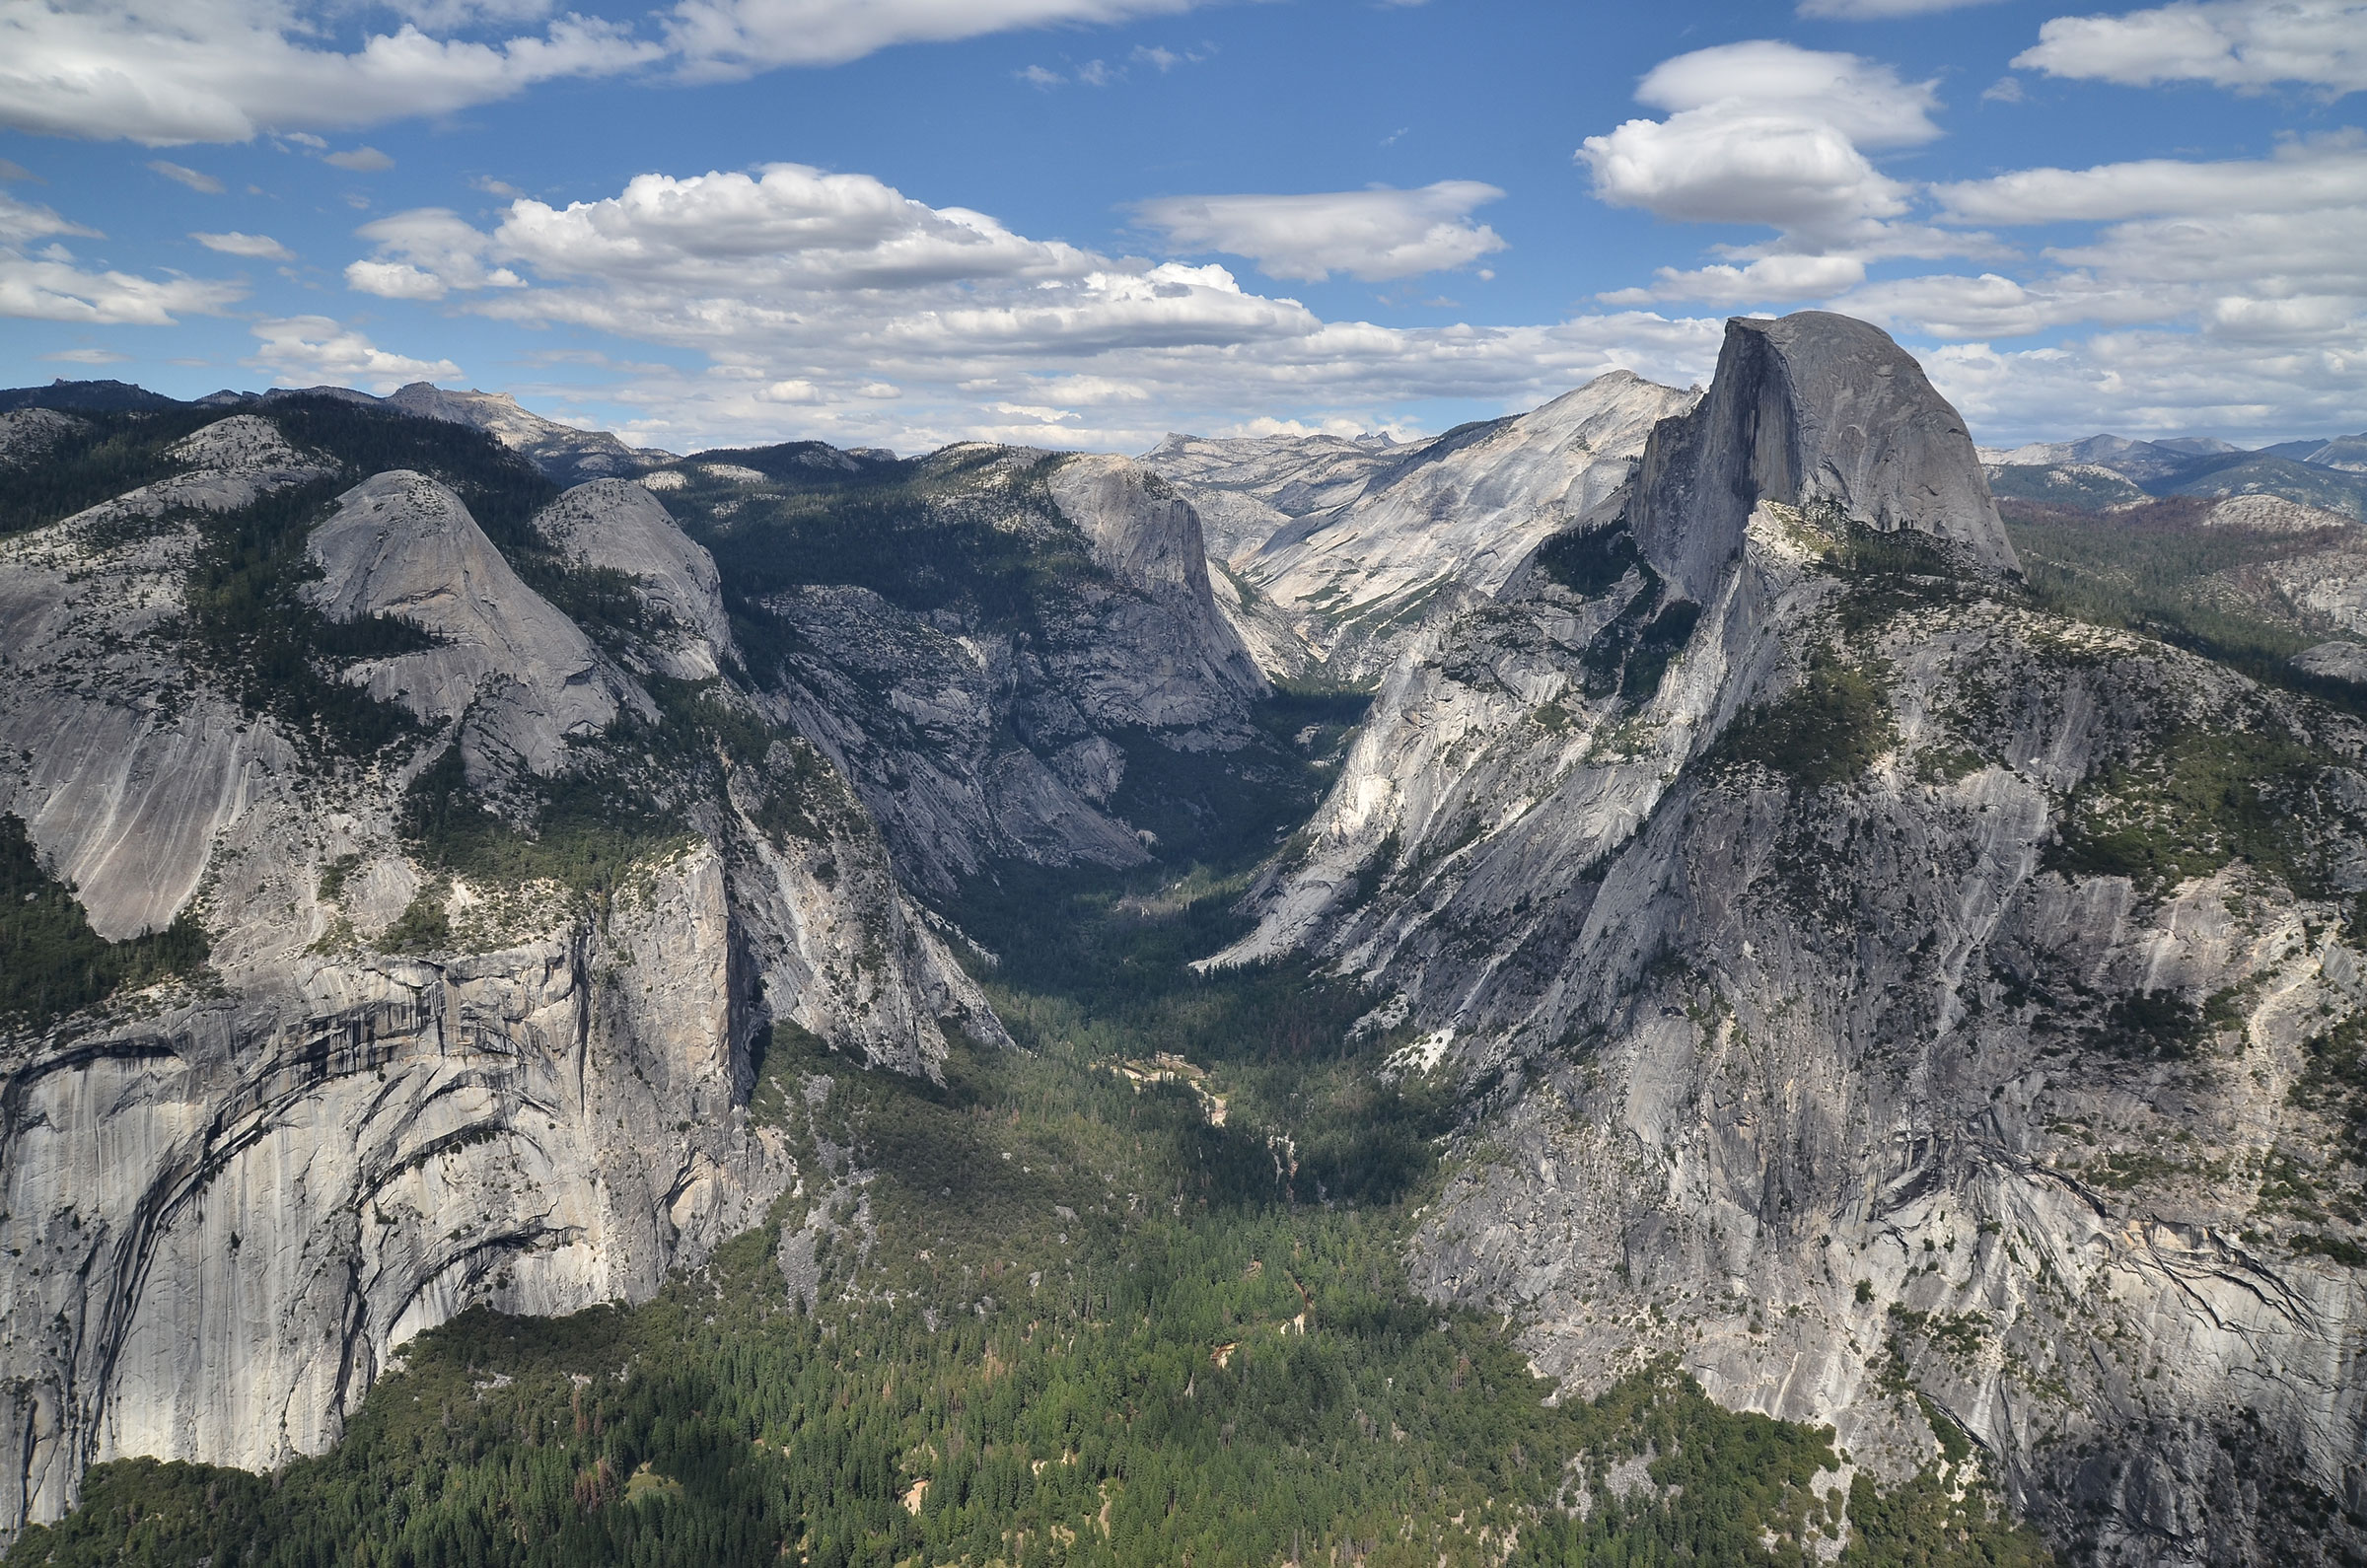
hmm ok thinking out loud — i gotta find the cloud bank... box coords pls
[0,0,1225,145]
[1132,182,1507,282]
[338,161,1718,451]
[2016,0,2367,95]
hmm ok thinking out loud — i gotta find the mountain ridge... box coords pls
[5,321,2367,1564]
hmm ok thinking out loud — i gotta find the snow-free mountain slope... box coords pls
[381,383,670,485]
[1979,433,2204,482]
[1981,429,2367,522]
[1220,310,2367,1565]
[2264,432,2367,474]
[1144,370,1695,677]
[646,442,1273,895]
[0,380,181,414]
[1140,429,1406,563]
[534,477,738,680]
[0,398,1140,1534]
[0,409,85,467]
[9,337,2367,1566]
[306,469,649,781]
[1984,461,2150,510]
[1043,452,1269,713]
[2153,451,2367,520]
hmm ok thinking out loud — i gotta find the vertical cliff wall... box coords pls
[1630,312,2017,603]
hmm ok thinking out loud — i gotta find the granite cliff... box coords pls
[633,441,1271,896]
[8,318,2367,1564]
[1215,312,2367,1564]
[1145,370,1695,679]
[0,397,1262,1533]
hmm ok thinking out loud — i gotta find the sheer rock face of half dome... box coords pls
[1631,311,2017,605]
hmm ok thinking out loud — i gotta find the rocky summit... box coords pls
[3,313,2366,1567]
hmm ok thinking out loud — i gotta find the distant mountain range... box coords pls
[1976,426,2367,519]
[0,376,672,487]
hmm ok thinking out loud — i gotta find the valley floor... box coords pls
[6,849,2052,1568]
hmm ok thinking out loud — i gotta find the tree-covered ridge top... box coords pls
[648,441,1114,646]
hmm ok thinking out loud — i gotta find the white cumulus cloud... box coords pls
[1925,324,2367,444]
[1583,112,1910,232]
[661,0,1209,78]
[1578,42,1949,251]
[332,158,1728,453]
[246,315,462,390]
[1,0,664,144]
[1869,136,2367,355]
[192,229,293,258]
[1934,132,2367,223]
[0,0,1236,145]
[0,252,246,323]
[2015,0,2367,95]
[345,206,525,298]
[1132,181,1508,282]
[1603,253,1869,307]
[485,164,1093,291]
[0,190,100,244]
[1630,39,1942,146]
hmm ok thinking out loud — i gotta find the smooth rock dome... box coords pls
[1630,311,2018,603]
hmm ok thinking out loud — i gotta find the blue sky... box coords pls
[1,0,2363,453]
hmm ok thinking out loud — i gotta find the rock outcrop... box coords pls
[663,442,1271,895]
[2295,641,2367,683]
[379,383,670,485]
[2202,493,2353,533]
[1140,429,1405,563]
[1216,312,2367,1565]
[20,321,2367,1564]
[1145,371,1696,677]
[1628,312,2016,602]
[534,478,737,679]
[0,409,85,467]
[755,581,1157,891]
[0,396,1283,1537]
[307,470,649,782]
[0,855,792,1527]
